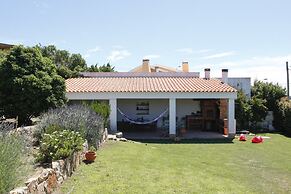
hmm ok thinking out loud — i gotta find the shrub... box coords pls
[86,101,110,128]
[36,129,84,163]
[0,129,25,193]
[36,104,104,148]
[276,97,291,136]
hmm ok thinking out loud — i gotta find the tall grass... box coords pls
[0,125,25,194]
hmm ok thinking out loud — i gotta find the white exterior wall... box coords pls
[176,99,200,121]
[217,77,251,98]
[117,99,168,128]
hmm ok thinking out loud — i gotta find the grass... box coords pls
[60,133,291,194]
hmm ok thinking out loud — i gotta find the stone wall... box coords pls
[9,126,108,194]
[10,144,88,194]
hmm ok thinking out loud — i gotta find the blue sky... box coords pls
[1,0,291,87]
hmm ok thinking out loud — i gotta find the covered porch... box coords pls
[109,92,236,139]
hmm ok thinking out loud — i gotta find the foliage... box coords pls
[0,131,25,193]
[251,81,287,130]
[36,104,104,148]
[251,80,286,111]
[87,63,115,72]
[39,45,87,78]
[87,101,110,127]
[36,129,84,163]
[235,91,252,130]
[0,45,67,124]
[249,96,268,127]
[276,97,291,136]
[235,91,267,130]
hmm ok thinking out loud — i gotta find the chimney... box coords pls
[182,61,189,72]
[222,69,228,83]
[142,59,151,72]
[204,68,210,79]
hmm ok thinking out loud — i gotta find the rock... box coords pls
[115,132,123,138]
[37,181,46,193]
[107,134,116,140]
[45,172,58,193]
[9,187,29,194]
[52,161,61,172]
[119,138,127,142]
[25,177,38,193]
[38,169,50,183]
[57,176,64,185]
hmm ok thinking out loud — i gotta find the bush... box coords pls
[36,104,104,148]
[0,130,25,193]
[86,101,110,128]
[276,97,291,136]
[36,129,84,163]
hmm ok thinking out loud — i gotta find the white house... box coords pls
[66,62,237,138]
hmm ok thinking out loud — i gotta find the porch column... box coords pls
[228,98,236,136]
[169,98,176,136]
[109,98,117,132]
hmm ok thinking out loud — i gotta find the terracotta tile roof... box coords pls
[80,72,200,78]
[66,73,236,93]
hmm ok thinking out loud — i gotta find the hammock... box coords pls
[117,108,168,125]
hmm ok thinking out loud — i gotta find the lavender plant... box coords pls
[0,123,25,193]
[35,104,104,148]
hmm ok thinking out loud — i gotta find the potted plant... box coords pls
[85,146,97,162]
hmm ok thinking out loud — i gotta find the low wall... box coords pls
[9,126,108,194]
[10,144,88,194]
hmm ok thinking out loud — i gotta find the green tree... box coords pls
[251,80,286,130]
[69,53,86,71]
[251,80,286,111]
[0,45,67,124]
[249,96,268,127]
[276,97,291,136]
[235,91,252,130]
[87,63,115,72]
[39,45,87,78]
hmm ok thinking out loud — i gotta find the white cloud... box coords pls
[83,46,102,59]
[107,50,131,62]
[176,48,212,54]
[200,54,291,88]
[203,51,236,59]
[176,48,194,54]
[143,54,160,59]
[88,46,101,53]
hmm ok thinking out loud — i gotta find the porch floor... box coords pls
[122,131,228,140]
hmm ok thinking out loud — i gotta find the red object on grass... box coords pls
[239,134,247,141]
[252,136,263,143]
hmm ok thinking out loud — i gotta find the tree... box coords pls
[39,45,88,78]
[251,80,286,111]
[235,91,252,130]
[87,63,115,72]
[276,97,291,136]
[249,96,268,127]
[251,80,286,130]
[68,54,86,71]
[0,45,67,124]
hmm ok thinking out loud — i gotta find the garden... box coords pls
[0,102,109,194]
[60,133,291,194]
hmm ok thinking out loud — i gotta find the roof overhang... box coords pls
[66,91,237,100]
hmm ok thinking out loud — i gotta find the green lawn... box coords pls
[60,134,291,194]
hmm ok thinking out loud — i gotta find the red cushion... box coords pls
[252,136,263,143]
[239,134,247,141]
